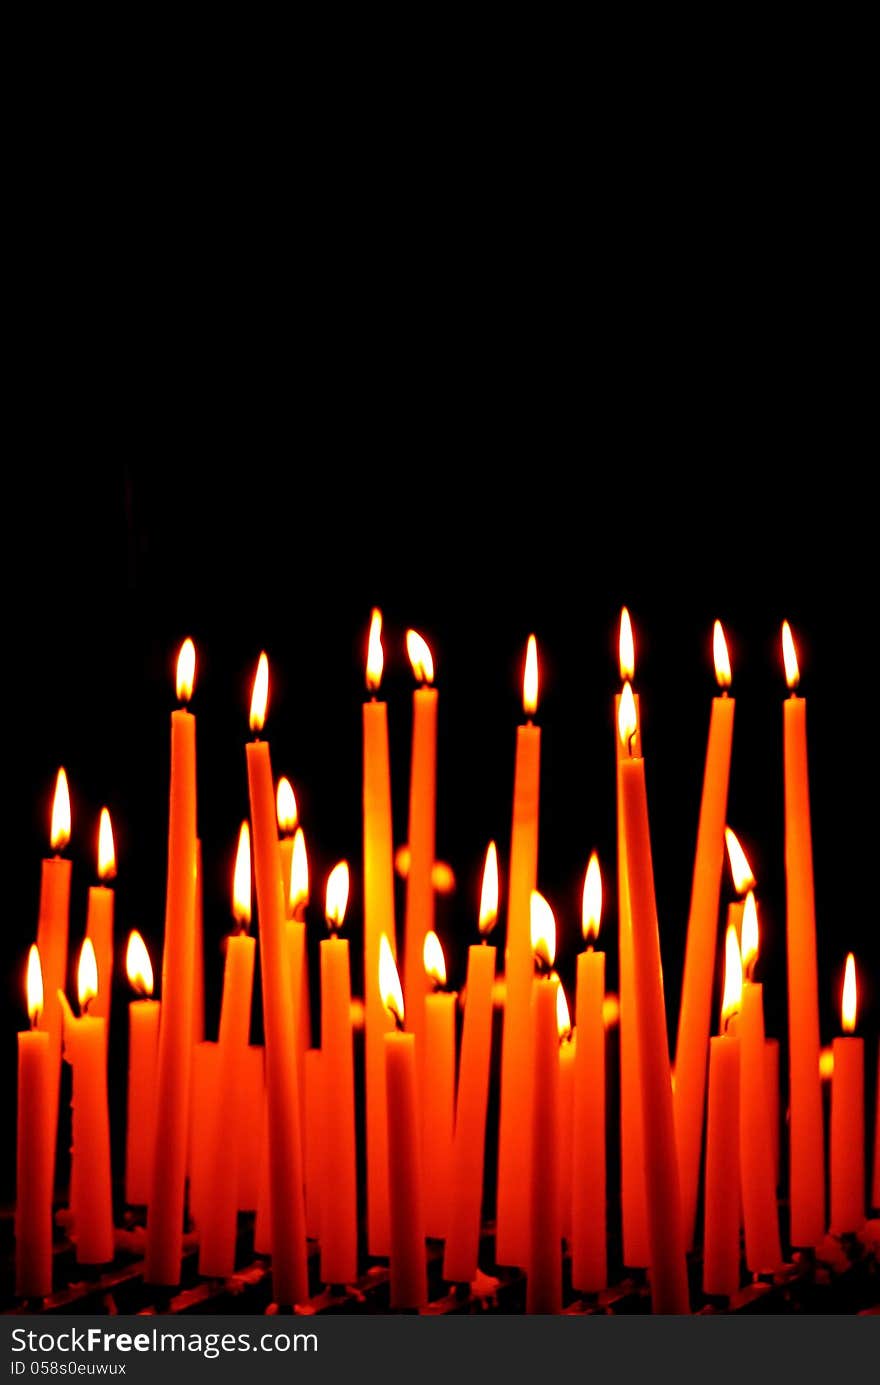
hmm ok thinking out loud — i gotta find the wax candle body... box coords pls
[526,976,561,1314]
[279,838,294,913]
[615,692,649,1269]
[496,721,540,1268]
[558,1034,575,1245]
[703,1035,740,1297]
[674,694,734,1249]
[247,738,309,1306]
[125,998,160,1205]
[320,935,357,1285]
[145,707,197,1286]
[443,943,496,1283]
[188,1042,219,1230]
[36,856,71,1194]
[423,990,455,1240]
[286,919,308,1149]
[192,840,205,1046]
[16,1030,52,1298]
[85,886,114,1026]
[765,1038,780,1189]
[783,695,825,1247]
[620,754,689,1314]
[199,934,256,1278]
[304,1050,324,1239]
[831,1036,864,1234]
[739,983,781,1273]
[239,1046,265,1213]
[385,1031,427,1310]
[362,699,396,1257]
[68,1015,114,1265]
[404,685,437,1052]
[572,950,606,1293]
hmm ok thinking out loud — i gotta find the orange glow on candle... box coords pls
[78,938,98,1014]
[523,635,539,716]
[50,768,71,852]
[290,828,309,916]
[406,630,434,685]
[819,1047,835,1081]
[232,822,252,929]
[423,931,447,988]
[479,842,499,936]
[713,621,731,689]
[530,891,556,970]
[366,609,384,692]
[603,993,620,1029]
[276,778,298,835]
[325,861,350,932]
[556,980,572,1041]
[96,808,116,881]
[582,852,602,943]
[724,828,755,894]
[126,931,154,997]
[619,608,635,682]
[249,652,269,733]
[721,925,743,1028]
[618,680,637,747]
[27,944,44,1027]
[841,953,857,1033]
[741,892,759,976]
[380,934,404,1026]
[782,620,800,690]
[176,638,195,703]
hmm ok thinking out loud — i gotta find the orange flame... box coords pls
[619,608,635,682]
[479,842,499,936]
[325,861,350,932]
[842,953,857,1033]
[97,807,116,881]
[782,620,800,690]
[176,638,196,703]
[741,891,759,975]
[276,778,298,835]
[423,930,447,987]
[713,620,732,689]
[290,827,309,916]
[126,930,154,998]
[724,828,755,895]
[78,937,98,1013]
[250,652,269,733]
[530,891,556,970]
[618,680,637,748]
[556,980,572,1042]
[582,852,602,943]
[721,924,743,1029]
[366,609,384,693]
[523,635,539,717]
[406,630,434,685]
[233,821,252,928]
[27,945,44,1027]
[379,933,404,1026]
[50,768,71,852]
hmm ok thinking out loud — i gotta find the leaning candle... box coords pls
[571,852,606,1294]
[362,610,397,1256]
[781,621,825,1247]
[286,824,311,1114]
[246,652,309,1306]
[199,822,256,1278]
[319,861,358,1286]
[124,931,160,1206]
[85,808,116,1026]
[35,767,72,1197]
[64,940,114,1265]
[497,635,542,1268]
[674,622,735,1250]
[404,629,438,1055]
[739,891,782,1274]
[443,842,498,1284]
[276,776,298,906]
[526,892,561,1315]
[381,935,427,1310]
[703,925,742,1299]
[145,639,198,1287]
[16,946,52,1299]
[557,985,575,1247]
[831,954,864,1234]
[422,930,456,1240]
[618,684,690,1314]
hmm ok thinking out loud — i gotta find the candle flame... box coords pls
[819,1046,834,1082]
[617,680,637,748]
[97,807,116,880]
[232,821,252,928]
[27,944,44,1027]
[176,638,196,703]
[250,652,269,732]
[379,933,404,1026]
[619,608,635,682]
[741,890,759,973]
[582,851,602,943]
[423,930,447,987]
[479,841,499,936]
[325,861,350,932]
[782,620,800,690]
[842,952,857,1033]
[50,768,71,852]
[366,609,384,692]
[721,924,743,1028]
[529,890,556,970]
[724,828,755,895]
[406,630,434,685]
[126,930,154,997]
[276,778,298,835]
[523,635,539,716]
[556,980,572,1042]
[78,937,98,1013]
[290,827,309,915]
[713,620,732,689]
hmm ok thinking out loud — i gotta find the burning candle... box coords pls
[362,610,397,1257]
[65,940,114,1265]
[703,925,742,1298]
[443,842,498,1284]
[674,622,735,1250]
[422,930,455,1240]
[615,612,649,1270]
[276,777,298,906]
[557,984,575,1247]
[618,684,690,1314]
[319,861,358,1286]
[831,954,864,1234]
[304,1049,324,1239]
[124,931,159,1207]
[571,852,606,1294]
[381,935,427,1310]
[526,892,561,1315]
[739,892,782,1274]
[497,634,541,1269]
[16,946,52,1299]
[288,824,312,1065]
[246,652,309,1307]
[85,808,116,1026]
[404,629,438,1054]
[199,822,256,1278]
[781,621,825,1248]
[36,767,72,1197]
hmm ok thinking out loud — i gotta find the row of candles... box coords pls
[15,613,880,1312]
